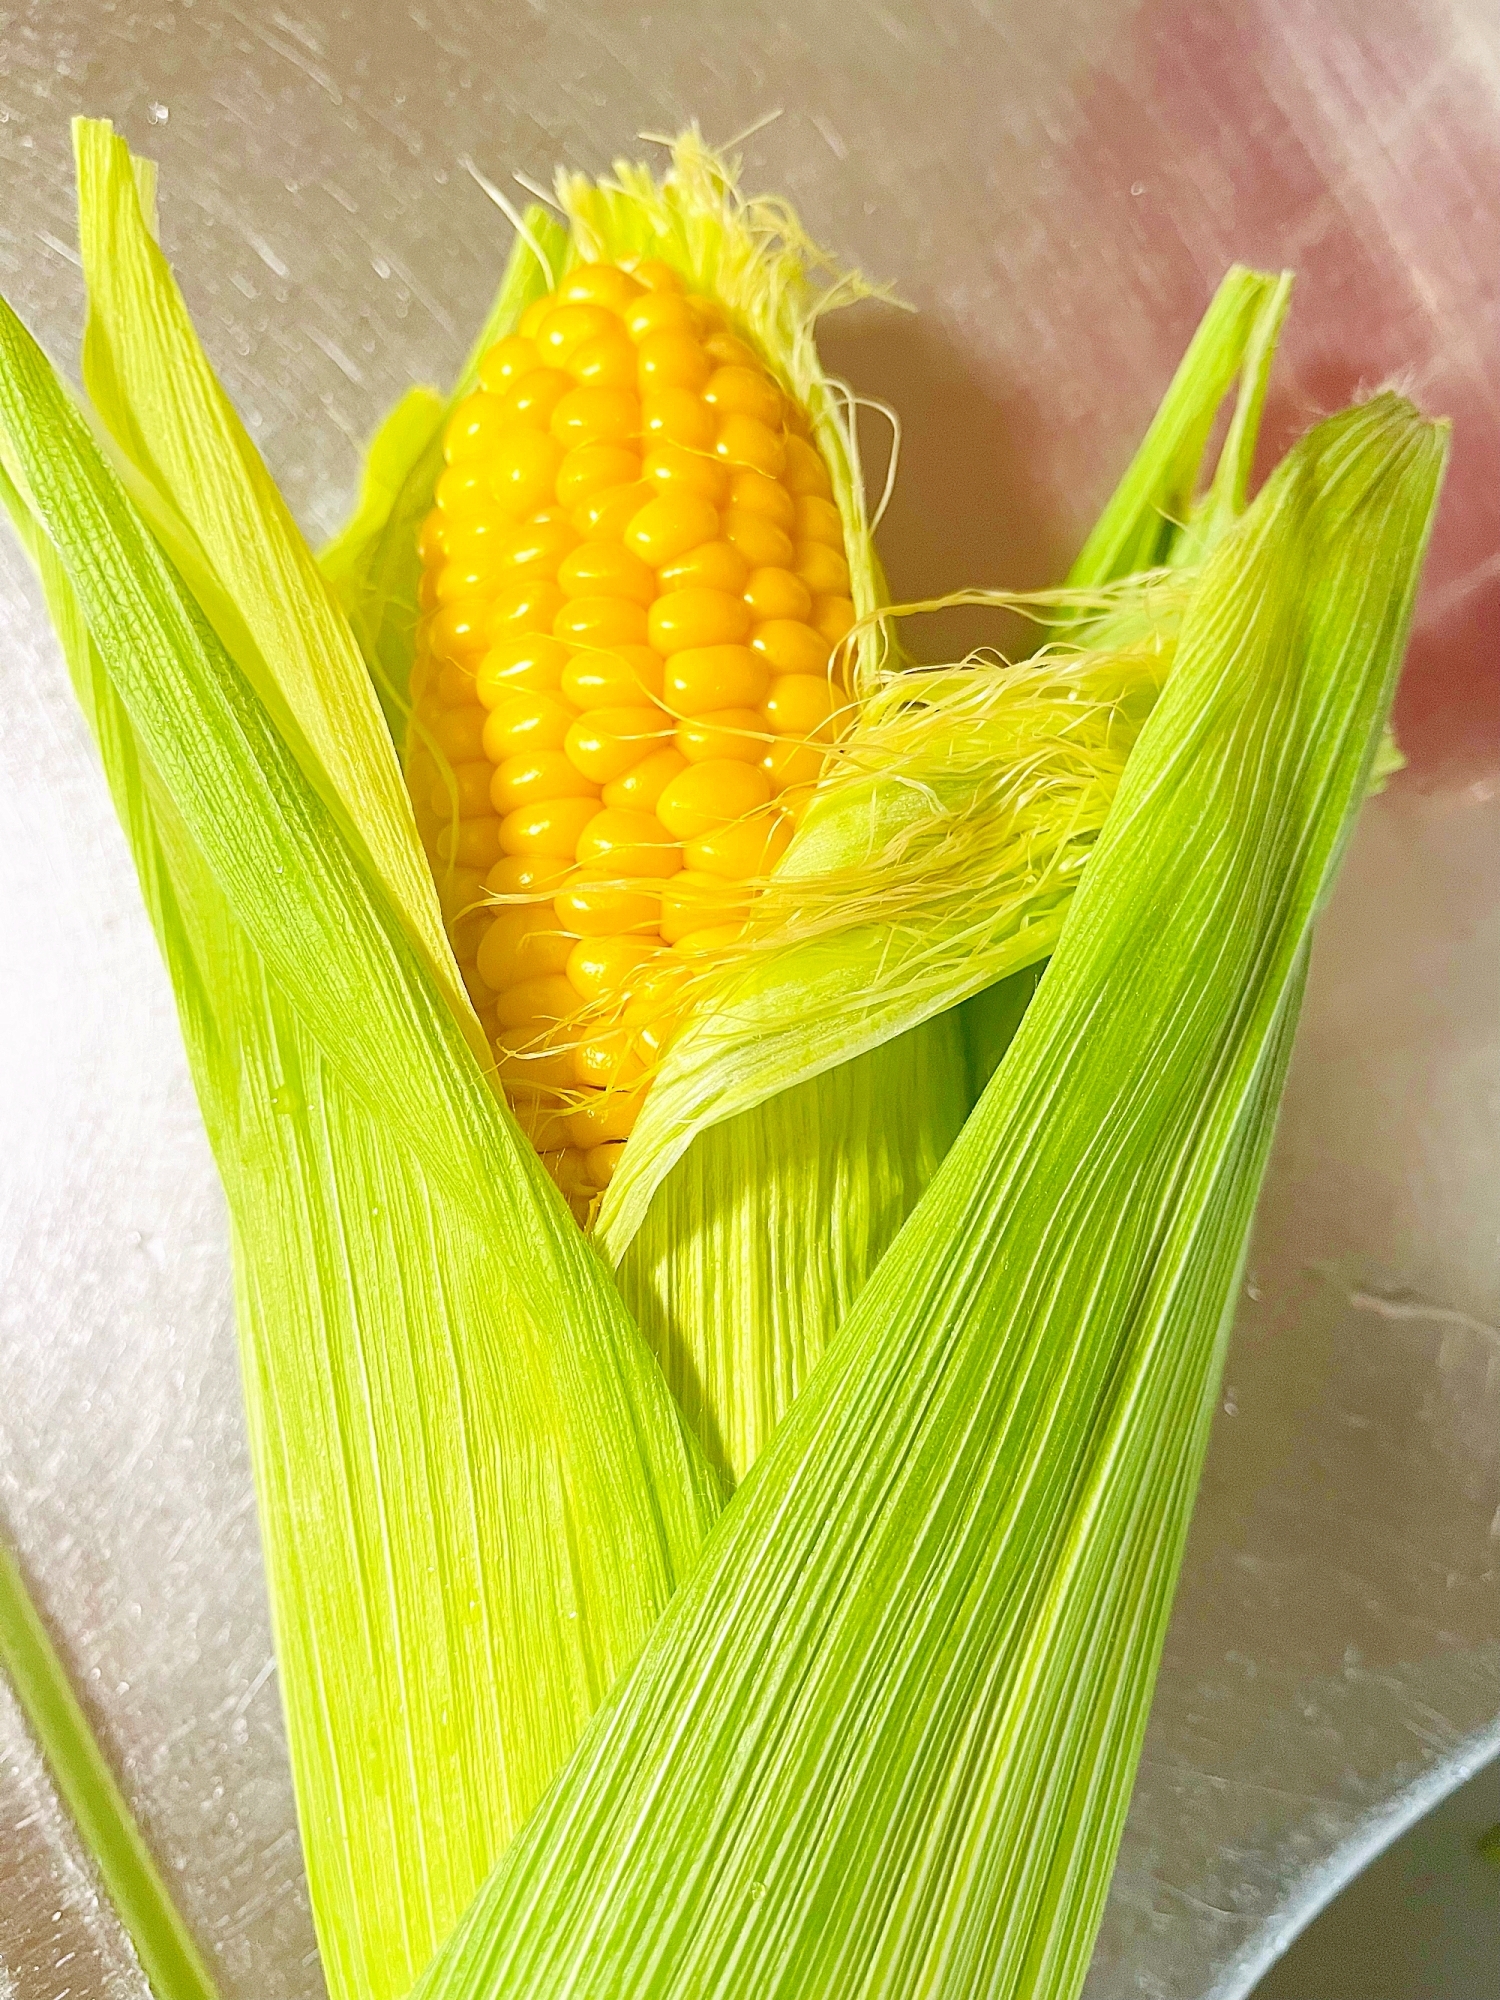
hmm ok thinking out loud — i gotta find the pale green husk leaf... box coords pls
[71,120,487,1066]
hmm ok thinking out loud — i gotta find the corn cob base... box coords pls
[407,257,855,1218]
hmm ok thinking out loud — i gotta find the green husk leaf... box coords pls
[71,119,487,1066]
[1066,264,1292,588]
[1,1474,219,1997]
[410,390,1446,2000]
[0,287,718,2000]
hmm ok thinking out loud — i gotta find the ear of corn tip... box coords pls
[409,247,858,1213]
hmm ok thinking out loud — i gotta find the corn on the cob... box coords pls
[406,257,856,1215]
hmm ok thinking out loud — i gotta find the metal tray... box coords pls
[2,4,1496,1995]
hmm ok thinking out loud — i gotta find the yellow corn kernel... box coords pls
[558,539,656,605]
[435,460,490,516]
[729,469,797,528]
[480,690,574,761]
[556,263,645,312]
[460,959,495,1009]
[487,577,567,639]
[500,796,600,859]
[406,739,438,795]
[477,905,577,989]
[494,973,579,1030]
[783,432,833,498]
[573,1026,647,1088]
[795,494,844,547]
[764,673,840,740]
[551,386,641,450]
[656,760,772,839]
[575,806,682,877]
[624,292,696,340]
[499,516,581,578]
[648,586,751,654]
[659,871,751,943]
[715,413,785,477]
[704,366,783,428]
[477,335,539,391]
[418,509,447,565]
[440,505,516,569]
[487,855,570,898]
[430,761,494,818]
[565,1081,648,1148]
[641,386,717,452]
[427,601,491,662]
[561,645,664,710]
[494,1035,578,1091]
[436,559,502,606]
[436,817,504,869]
[501,368,573,428]
[664,645,770,716]
[644,443,729,505]
[433,658,478,707]
[764,735,829,795]
[547,1146,599,1210]
[584,1141,626,1187]
[535,301,618,362]
[511,1092,573,1154]
[658,540,749,595]
[743,567,813,622]
[445,393,510,464]
[427,705,489,762]
[630,258,684,295]
[487,429,566,511]
[685,810,793,881]
[437,559,506,606]
[448,907,494,977]
[796,542,851,596]
[637,332,712,392]
[553,595,650,650]
[724,510,796,569]
[571,481,653,540]
[567,333,638,389]
[554,875,662,937]
[601,747,689,811]
[565,934,662,1004]
[490,750,599,814]
[672,921,747,956]
[813,596,858,646]
[475,634,571,705]
[557,444,642,508]
[675,708,767,764]
[563,706,671,783]
[752,621,833,682]
[408,257,857,1208]
[624,493,719,567]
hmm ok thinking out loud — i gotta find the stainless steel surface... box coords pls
[0,4,1495,1997]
